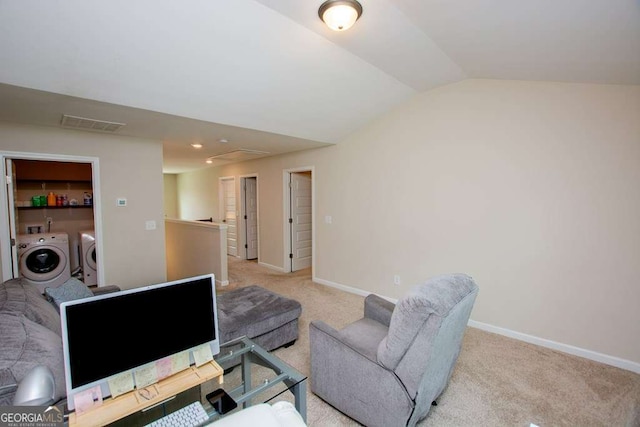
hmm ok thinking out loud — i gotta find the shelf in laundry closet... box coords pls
[17,205,93,210]
[16,179,92,183]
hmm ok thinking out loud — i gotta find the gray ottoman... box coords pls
[217,285,301,352]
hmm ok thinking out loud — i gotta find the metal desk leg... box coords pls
[292,380,307,423]
[241,353,251,409]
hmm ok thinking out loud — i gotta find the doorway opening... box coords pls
[284,167,314,273]
[0,152,103,287]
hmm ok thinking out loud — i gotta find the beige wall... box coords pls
[0,122,167,290]
[163,174,179,218]
[176,79,640,366]
[320,79,640,366]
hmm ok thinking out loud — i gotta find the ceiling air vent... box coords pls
[60,114,126,133]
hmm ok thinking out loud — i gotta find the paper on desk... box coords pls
[172,350,190,372]
[156,356,173,380]
[73,385,102,416]
[134,363,158,389]
[192,344,213,367]
[108,371,134,398]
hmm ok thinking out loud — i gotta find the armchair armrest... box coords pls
[364,294,395,327]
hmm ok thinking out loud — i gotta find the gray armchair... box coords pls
[309,274,479,427]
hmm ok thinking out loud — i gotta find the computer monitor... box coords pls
[60,274,219,410]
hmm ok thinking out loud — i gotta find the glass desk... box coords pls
[203,336,307,423]
[100,336,306,426]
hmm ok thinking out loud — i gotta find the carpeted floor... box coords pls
[221,257,640,426]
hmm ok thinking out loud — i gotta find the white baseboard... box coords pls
[258,261,285,272]
[312,277,371,297]
[312,276,640,374]
[468,320,640,374]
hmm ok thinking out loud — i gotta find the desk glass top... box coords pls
[202,336,307,422]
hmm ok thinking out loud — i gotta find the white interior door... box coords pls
[244,177,258,260]
[3,159,19,277]
[290,172,312,271]
[221,177,237,257]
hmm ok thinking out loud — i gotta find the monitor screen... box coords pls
[60,274,219,409]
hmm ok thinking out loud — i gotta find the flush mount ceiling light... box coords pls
[206,149,270,164]
[191,143,203,149]
[318,0,363,31]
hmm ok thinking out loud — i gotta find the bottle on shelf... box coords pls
[47,192,56,206]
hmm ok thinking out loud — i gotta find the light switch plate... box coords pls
[116,198,127,207]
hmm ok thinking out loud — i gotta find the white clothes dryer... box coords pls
[79,230,97,286]
[17,232,71,293]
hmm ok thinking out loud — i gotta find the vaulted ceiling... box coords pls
[1,0,638,173]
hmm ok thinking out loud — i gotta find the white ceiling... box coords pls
[0,0,638,173]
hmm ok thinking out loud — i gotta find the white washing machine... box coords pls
[17,232,71,293]
[79,230,97,286]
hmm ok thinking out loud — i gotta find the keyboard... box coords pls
[144,401,209,427]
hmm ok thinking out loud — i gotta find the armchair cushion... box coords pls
[339,318,389,361]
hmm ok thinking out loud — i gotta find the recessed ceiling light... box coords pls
[218,139,229,144]
[191,143,203,149]
[206,159,213,164]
